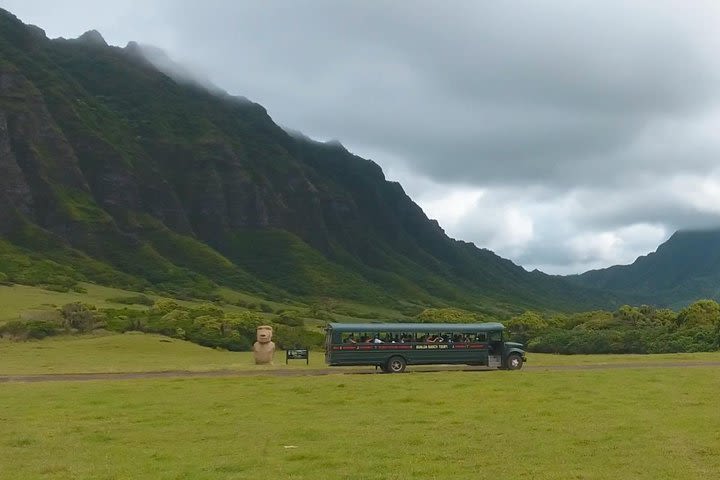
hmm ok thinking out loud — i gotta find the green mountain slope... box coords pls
[0,9,614,313]
[569,229,720,308]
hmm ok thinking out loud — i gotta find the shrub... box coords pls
[42,284,71,293]
[107,295,155,306]
[303,308,334,321]
[0,319,61,340]
[0,272,11,285]
[275,310,305,327]
[417,308,483,323]
[60,302,103,332]
[273,324,324,350]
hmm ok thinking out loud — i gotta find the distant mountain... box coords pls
[0,8,614,314]
[569,229,720,308]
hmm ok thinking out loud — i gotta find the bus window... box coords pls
[488,331,501,342]
[475,332,488,342]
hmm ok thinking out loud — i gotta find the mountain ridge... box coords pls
[0,8,619,314]
[569,228,720,308]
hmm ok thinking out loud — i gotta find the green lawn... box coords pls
[0,333,337,375]
[1,367,719,479]
[0,333,263,374]
[529,350,720,366]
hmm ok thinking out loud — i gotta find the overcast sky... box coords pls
[5,0,720,274]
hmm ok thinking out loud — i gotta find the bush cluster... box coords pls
[106,295,155,306]
[102,300,323,351]
[507,301,720,354]
[0,302,103,340]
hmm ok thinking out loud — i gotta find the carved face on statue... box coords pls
[256,326,273,344]
[253,325,275,365]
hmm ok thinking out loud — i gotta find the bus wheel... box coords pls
[387,356,407,373]
[506,354,523,370]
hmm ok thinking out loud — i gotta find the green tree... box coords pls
[676,300,720,329]
[506,311,548,344]
[224,311,264,338]
[152,299,181,315]
[417,308,481,323]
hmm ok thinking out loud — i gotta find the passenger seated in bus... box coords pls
[345,334,357,344]
[372,336,383,344]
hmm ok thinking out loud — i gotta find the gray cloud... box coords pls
[6,0,720,273]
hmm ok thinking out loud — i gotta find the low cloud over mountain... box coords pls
[8,0,720,273]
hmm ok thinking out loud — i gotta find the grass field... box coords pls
[3,333,720,375]
[2,366,719,479]
[0,333,262,375]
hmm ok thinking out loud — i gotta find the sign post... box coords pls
[286,348,309,365]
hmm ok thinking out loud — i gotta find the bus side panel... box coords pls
[408,344,488,365]
[328,345,407,366]
[328,343,490,366]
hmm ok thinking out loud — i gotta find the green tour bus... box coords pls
[325,322,526,373]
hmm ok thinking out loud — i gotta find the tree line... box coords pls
[416,301,720,354]
[0,299,324,350]
[4,297,719,355]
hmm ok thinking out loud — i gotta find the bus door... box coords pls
[488,330,503,368]
[324,327,333,363]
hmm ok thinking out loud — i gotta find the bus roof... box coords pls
[326,322,505,333]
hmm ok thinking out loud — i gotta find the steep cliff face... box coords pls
[0,9,612,311]
[0,68,94,234]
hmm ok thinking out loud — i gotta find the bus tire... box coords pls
[386,356,407,373]
[506,354,523,370]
